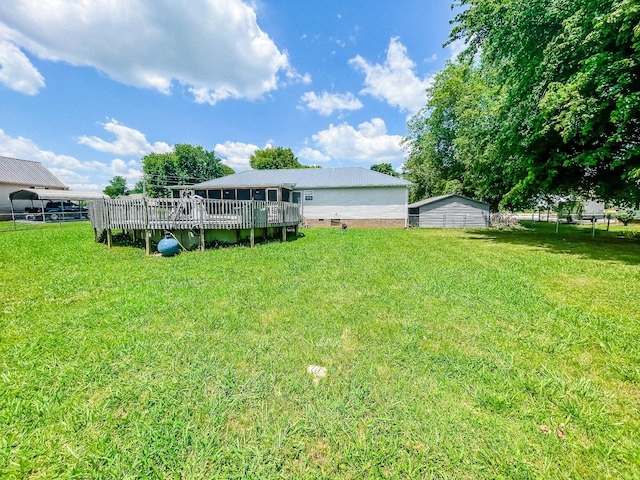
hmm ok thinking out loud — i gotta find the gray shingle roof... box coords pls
[0,156,67,189]
[193,167,410,189]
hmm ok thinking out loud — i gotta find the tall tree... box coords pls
[404,61,507,209]
[103,175,129,198]
[249,147,307,169]
[142,144,233,197]
[446,0,640,208]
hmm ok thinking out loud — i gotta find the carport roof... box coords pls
[9,189,107,201]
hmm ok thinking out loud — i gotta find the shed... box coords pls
[0,155,68,216]
[192,167,411,228]
[408,194,490,228]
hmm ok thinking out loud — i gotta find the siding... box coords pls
[296,186,408,221]
[415,200,489,228]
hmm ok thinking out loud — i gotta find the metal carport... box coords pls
[9,188,107,223]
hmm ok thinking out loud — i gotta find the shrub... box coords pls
[616,209,635,226]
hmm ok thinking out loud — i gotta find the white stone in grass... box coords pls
[307,365,327,385]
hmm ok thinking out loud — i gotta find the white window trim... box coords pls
[304,190,314,201]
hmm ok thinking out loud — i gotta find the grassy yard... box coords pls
[1,222,639,479]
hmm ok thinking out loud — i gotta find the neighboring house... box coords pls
[191,167,411,228]
[582,200,605,219]
[408,194,490,228]
[0,155,68,217]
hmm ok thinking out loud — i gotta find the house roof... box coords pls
[409,194,489,209]
[193,167,411,189]
[0,155,68,189]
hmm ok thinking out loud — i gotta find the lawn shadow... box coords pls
[465,222,640,265]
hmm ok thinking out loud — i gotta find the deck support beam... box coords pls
[250,226,255,248]
[93,228,98,243]
[106,229,112,248]
[145,229,150,255]
[200,226,205,252]
[282,226,286,242]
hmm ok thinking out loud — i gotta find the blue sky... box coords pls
[0,0,463,191]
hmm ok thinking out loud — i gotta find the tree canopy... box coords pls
[249,147,307,169]
[142,144,232,197]
[130,180,144,194]
[103,175,129,198]
[404,0,640,209]
[370,163,400,177]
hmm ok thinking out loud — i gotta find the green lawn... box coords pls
[1,222,639,479]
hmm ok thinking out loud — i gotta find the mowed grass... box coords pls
[1,222,639,479]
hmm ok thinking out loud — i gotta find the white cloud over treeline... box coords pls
[311,118,404,164]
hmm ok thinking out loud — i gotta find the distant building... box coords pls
[192,167,411,228]
[0,156,68,216]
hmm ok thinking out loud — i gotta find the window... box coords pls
[208,190,221,199]
[237,189,250,200]
[252,188,265,201]
[195,190,206,198]
[223,189,236,200]
[291,192,301,204]
[304,190,314,201]
[267,189,278,201]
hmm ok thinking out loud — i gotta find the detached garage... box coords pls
[409,194,490,228]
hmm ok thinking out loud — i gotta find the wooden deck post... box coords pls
[282,226,287,242]
[250,227,255,248]
[145,230,151,255]
[107,229,112,248]
[200,226,205,252]
[93,228,98,243]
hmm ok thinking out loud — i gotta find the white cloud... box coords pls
[214,141,260,172]
[285,68,312,85]
[0,128,85,174]
[78,119,171,156]
[0,0,303,104]
[0,128,141,190]
[297,147,331,164]
[310,118,404,164]
[0,40,44,94]
[107,158,143,185]
[349,37,432,115]
[301,91,363,116]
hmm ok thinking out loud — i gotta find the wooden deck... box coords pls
[89,197,302,252]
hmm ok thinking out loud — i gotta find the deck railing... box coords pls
[89,197,302,231]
